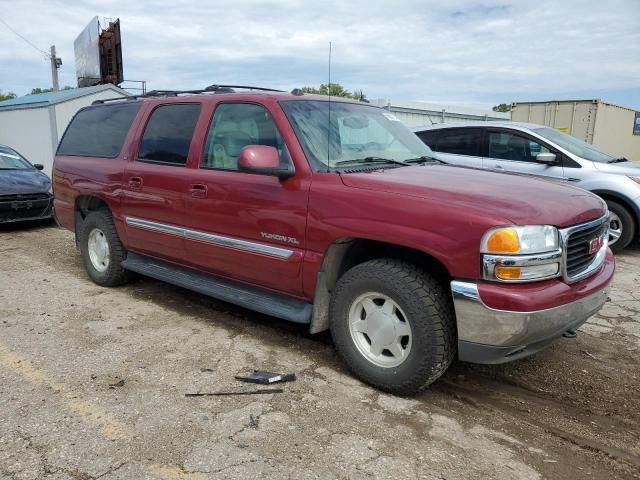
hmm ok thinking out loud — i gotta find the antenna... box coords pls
[327,42,331,173]
[327,41,332,173]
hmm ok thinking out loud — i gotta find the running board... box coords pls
[121,253,312,324]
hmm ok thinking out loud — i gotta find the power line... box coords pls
[0,16,50,59]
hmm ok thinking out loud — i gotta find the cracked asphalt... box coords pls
[1,223,639,479]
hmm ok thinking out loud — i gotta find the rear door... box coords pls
[182,101,309,295]
[423,127,485,168]
[120,102,202,263]
[486,128,565,179]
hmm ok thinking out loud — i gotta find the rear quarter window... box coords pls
[57,102,141,157]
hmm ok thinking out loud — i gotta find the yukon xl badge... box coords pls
[260,232,300,245]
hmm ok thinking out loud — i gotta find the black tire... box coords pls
[605,200,635,253]
[78,210,133,287]
[329,258,456,395]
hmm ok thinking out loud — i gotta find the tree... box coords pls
[301,83,364,100]
[0,90,17,101]
[29,86,74,95]
[492,103,511,113]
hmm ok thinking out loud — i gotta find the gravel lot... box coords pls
[1,223,639,480]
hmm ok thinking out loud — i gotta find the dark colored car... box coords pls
[53,86,614,394]
[0,145,53,224]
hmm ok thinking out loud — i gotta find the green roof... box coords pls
[0,85,130,110]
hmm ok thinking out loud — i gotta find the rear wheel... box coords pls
[79,210,133,286]
[606,200,635,253]
[329,259,456,394]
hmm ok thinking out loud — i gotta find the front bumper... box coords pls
[0,194,53,223]
[451,251,614,364]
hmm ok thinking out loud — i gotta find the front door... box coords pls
[183,102,309,295]
[121,102,202,263]
[486,129,565,180]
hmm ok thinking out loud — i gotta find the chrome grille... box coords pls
[562,215,608,282]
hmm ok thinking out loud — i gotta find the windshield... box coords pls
[0,146,33,170]
[280,100,434,170]
[532,127,616,163]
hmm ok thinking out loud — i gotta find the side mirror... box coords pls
[238,145,294,179]
[33,163,44,171]
[536,153,556,164]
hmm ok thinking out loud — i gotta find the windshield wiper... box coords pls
[334,157,408,167]
[404,156,445,164]
[608,157,628,163]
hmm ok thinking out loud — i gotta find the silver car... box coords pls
[414,121,640,252]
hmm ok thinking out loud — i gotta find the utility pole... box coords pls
[50,45,61,91]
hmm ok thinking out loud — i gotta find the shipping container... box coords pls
[510,99,640,162]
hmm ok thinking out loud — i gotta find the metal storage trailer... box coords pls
[371,99,509,127]
[510,99,640,162]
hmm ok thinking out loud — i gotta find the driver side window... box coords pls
[201,103,290,171]
[488,131,550,163]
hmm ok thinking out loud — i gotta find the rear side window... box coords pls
[435,128,482,156]
[138,104,201,165]
[57,102,141,157]
[416,130,439,149]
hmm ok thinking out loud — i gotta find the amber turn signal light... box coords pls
[485,229,520,254]
[495,266,521,280]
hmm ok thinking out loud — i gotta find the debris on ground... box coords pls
[185,388,284,397]
[235,370,296,384]
[108,379,125,388]
[249,414,259,428]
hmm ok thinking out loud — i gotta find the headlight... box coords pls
[481,225,561,282]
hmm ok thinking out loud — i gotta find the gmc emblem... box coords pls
[589,236,604,255]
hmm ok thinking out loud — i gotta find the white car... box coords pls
[414,122,640,252]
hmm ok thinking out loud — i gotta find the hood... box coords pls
[592,160,640,176]
[0,169,51,195]
[340,165,606,228]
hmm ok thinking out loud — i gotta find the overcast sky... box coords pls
[1,0,639,109]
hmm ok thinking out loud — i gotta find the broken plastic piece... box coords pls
[235,370,296,385]
[185,388,283,397]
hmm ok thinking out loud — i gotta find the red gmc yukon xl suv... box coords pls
[53,85,615,394]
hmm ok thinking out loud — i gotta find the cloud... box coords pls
[0,0,639,108]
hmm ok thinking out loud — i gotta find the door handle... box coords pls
[189,184,208,198]
[494,165,504,170]
[128,176,143,189]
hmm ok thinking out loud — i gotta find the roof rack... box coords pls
[92,95,146,105]
[144,84,284,97]
[93,84,284,105]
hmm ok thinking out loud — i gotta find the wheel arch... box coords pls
[73,195,113,246]
[309,238,452,334]
[591,190,640,238]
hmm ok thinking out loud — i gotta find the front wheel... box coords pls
[606,200,635,253]
[329,259,456,395]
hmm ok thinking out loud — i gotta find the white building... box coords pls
[0,85,130,175]
[370,98,509,127]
